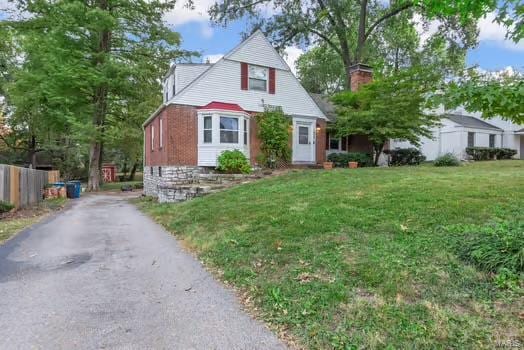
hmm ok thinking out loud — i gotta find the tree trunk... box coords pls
[340,40,353,90]
[87,0,111,191]
[373,142,385,166]
[356,0,368,64]
[127,161,138,181]
[88,141,102,190]
[28,135,37,169]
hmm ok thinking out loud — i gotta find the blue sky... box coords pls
[168,3,523,73]
[2,1,523,72]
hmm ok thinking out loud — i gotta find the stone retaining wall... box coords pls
[144,165,261,203]
[144,165,201,197]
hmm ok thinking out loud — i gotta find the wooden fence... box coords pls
[0,164,60,209]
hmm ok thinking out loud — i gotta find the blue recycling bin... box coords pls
[53,182,65,188]
[66,181,81,199]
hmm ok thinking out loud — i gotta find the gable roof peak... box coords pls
[224,29,291,71]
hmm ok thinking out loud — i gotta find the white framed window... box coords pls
[248,65,268,91]
[159,118,163,148]
[298,126,309,145]
[203,116,212,143]
[489,134,495,148]
[220,116,239,143]
[151,125,155,150]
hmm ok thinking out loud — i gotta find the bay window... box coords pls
[220,117,239,143]
[198,110,250,166]
[249,65,268,91]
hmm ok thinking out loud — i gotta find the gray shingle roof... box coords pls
[309,93,336,122]
[516,128,524,133]
[446,114,502,130]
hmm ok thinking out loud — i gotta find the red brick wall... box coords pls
[145,105,326,167]
[144,110,169,166]
[350,70,373,92]
[316,119,327,164]
[249,114,261,165]
[167,105,198,165]
[144,104,198,166]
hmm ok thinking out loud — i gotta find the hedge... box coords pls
[383,147,426,166]
[327,152,373,167]
[465,147,517,161]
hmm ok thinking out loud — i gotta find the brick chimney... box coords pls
[349,63,373,92]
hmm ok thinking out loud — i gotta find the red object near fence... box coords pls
[102,164,117,183]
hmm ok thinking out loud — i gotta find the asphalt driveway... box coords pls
[0,194,285,350]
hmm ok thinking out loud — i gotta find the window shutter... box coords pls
[341,136,347,151]
[241,62,248,90]
[269,67,276,94]
[325,132,330,150]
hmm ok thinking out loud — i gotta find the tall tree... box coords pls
[296,45,346,94]
[209,0,480,88]
[6,0,188,190]
[332,68,440,165]
[296,10,469,94]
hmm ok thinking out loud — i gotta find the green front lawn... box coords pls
[136,161,524,349]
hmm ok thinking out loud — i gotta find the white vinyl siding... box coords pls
[390,118,507,161]
[226,31,288,70]
[171,59,324,118]
[175,65,211,94]
[163,65,211,101]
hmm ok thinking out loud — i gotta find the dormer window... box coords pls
[248,65,268,91]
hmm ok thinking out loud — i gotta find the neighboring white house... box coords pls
[390,109,523,160]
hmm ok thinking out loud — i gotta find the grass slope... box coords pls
[136,161,524,349]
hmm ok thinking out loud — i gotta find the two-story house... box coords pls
[143,30,333,196]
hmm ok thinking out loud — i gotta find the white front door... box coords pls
[292,118,315,163]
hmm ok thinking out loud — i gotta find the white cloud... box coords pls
[413,12,524,52]
[412,14,440,48]
[203,53,224,63]
[283,46,304,74]
[163,0,216,38]
[478,12,524,52]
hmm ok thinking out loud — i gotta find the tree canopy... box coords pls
[332,68,441,165]
[209,0,482,88]
[2,0,191,187]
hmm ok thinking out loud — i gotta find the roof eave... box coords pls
[142,104,166,128]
